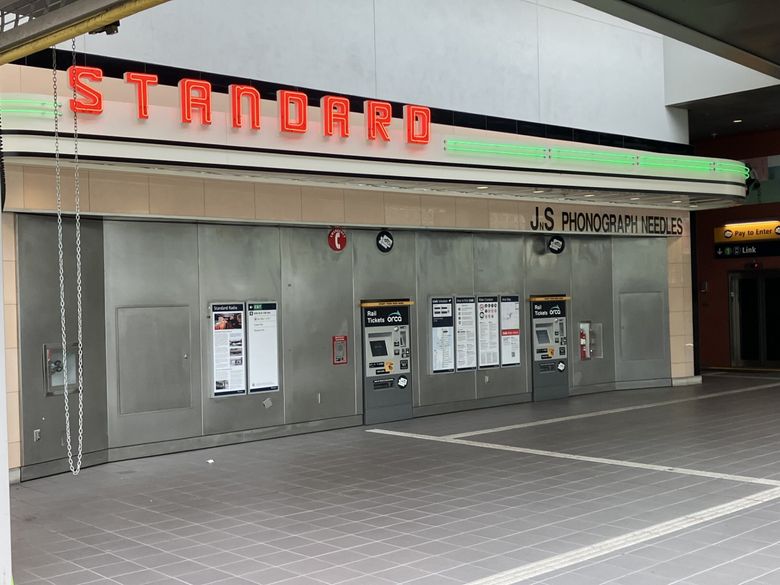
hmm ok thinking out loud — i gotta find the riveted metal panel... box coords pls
[613,237,671,382]
[197,224,284,434]
[18,214,107,467]
[281,227,356,423]
[570,237,616,391]
[416,232,476,406]
[352,229,416,420]
[473,234,529,399]
[117,305,191,414]
[104,221,202,447]
[525,234,572,400]
[525,235,572,298]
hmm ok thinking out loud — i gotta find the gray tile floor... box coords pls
[12,372,780,585]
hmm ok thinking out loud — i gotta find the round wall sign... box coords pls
[376,230,394,253]
[547,235,566,254]
[327,227,348,252]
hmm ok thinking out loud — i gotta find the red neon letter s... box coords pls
[179,79,212,125]
[278,90,308,133]
[68,66,103,114]
[229,85,261,129]
[321,95,350,138]
[404,105,430,144]
[365,100,392,141]
[124,72,158,119]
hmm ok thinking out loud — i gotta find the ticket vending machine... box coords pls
[361,300,413,425]
[530,296,569,401]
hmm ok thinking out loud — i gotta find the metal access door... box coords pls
[730,272,780,367]
[104,221,202,448]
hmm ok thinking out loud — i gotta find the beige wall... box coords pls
[2,214,19,472]
[668,234,695,380]
[4,164,513,229]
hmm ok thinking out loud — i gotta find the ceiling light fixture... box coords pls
[733,119,743,123]
[476,186,489,190]
[533,189,545,194]
[584,194,595,198]
[672,200,682,203]
[630,197,640,201]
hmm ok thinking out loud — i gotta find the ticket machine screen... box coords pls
[369,339,388,357]
[535,327,551,345]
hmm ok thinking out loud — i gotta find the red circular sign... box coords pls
[327,227,347,252]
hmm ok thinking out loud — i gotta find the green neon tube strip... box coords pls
[446,146,548,159]
[446,140,548,159]
[0,108,60,117]
[640,162,712,173]
[0,99,60,107]
[446,140,546,153]
[550,148,635,165]
[714,163,751,179]
[444,138,748,180]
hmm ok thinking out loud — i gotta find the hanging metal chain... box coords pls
[70,37,85,475]
[52,47,71,473]
[54,41,85,477]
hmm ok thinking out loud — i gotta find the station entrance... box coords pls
[730,271,780,368]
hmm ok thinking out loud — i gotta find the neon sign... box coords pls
[67,65,431,144]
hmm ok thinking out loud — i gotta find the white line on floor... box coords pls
[707,374,780,381]
[366,429,780,487]
[461,487,780,585]
[443,381,780,439]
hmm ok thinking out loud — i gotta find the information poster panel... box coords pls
[211,302,246,396]
[431,297,455,373]
[477,296,500,368]
[500,295,521,366]
[247,302,279,393]
[455,297,477,371]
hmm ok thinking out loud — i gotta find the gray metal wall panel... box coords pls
[104,221,202,447]
[525,235,572,297]
[352,229,417,416]
[570,237,616,389]
[197,225,284,434]
[473,235,529,399]
[17,215,107,466]
[612,237,671,381]
[416,232,476,406]
[525,234,572,392]
[117,306,192,414]
[281,228,357,423]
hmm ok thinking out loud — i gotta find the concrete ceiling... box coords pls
[575,0,780,78]
[576,0,780,147]
[0,0,169,64]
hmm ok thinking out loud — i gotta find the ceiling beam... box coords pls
[574,0,780,80]
[0,0,169,65]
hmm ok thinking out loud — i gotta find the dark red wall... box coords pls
[696,202,780,367]
[694,129,780,159]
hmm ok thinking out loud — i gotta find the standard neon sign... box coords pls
[68,66,431,144]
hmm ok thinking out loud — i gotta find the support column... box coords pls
[0,206,13,583]
[668,220,700,386]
